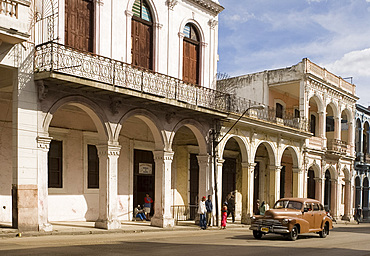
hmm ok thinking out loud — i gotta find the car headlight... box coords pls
[251,216,256,220]
[282,218,291,224]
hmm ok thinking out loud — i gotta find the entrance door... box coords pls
[133,149,155,216]
[280,166,286,199]
[324,170,331,211]
[189,154,199,220]
[307,169,316,199]
[222,158,236,203]
[253,162,260,214]
[183,40,199,84]
[65,0,94,52]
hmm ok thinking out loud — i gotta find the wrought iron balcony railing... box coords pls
[34,42,308,132]
[327,139,349,154]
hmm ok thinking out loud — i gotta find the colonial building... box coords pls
[218,59,357,221]
[354,104,370,221]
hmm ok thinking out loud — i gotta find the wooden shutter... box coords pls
[88,145,99,189]
[131,19,152,70]
[65,0,94,52]
[183,40,199,85]
[48,140,63,188]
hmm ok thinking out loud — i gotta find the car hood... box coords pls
[263,209,302,219]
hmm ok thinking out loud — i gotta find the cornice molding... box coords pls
[184,0,224,15]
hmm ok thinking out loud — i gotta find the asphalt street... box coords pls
[0,223,369,256]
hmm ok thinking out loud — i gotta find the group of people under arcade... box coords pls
[134,193,153,221]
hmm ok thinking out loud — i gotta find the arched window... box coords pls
[307,169,315,199]
[276,103,283,118]
[183,23,200,85]
[65,0,94,52]
[132,0,153,70]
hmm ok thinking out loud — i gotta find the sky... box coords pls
[217,0,370,106]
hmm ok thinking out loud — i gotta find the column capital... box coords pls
[153,150,174,161]
[269,165,283,171]
[125,10,133,17]
[216,158,225,166]
[37,136,52,150]
[329,179,338,184]
[293,167,303,173]
[166,0,178,10]
[178,32,185,39]
[197,154,210,165]
[314,177,324,183]
[97,144,121,157]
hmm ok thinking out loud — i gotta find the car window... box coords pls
[274,200,302,210]
[319,204,324,211]
[313,203,319,211]
[304,203,312,211]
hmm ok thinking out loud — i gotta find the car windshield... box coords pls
[273,200,303,210]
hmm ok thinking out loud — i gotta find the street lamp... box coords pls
[212,104,265,226]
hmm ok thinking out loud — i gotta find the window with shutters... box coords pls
[88,145,99,189]
[131,0,153,70]
[276,103,283,118]
[183,23,200,85]
[65,0,94,52]
[48,140,63,188]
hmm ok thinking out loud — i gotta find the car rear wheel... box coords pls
[319,223,329,238]
[253,230,263,239]
[288,225,299,241]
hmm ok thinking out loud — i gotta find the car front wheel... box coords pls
[319,223,329,238]
[288,225,299,241]
[253,230,263,239]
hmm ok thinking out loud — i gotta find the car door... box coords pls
[313,203,325,229]
[302,203,315,231]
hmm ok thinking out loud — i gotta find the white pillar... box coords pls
[215,158,224,226]
[330,179,338,218]
[293,167,304,198]
[95,144,121,230]
[151,151,175,228]
[197,155,210,199]
[335,116,341,141]
[242,162,255,224]
[343,179,352,220]
[314,177,324,203]
[37,136,53,232]
[269,165,282,206]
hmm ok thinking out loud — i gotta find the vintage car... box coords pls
[250,198,333,241]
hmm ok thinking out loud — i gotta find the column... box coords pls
[95,144,121,230]
[318,111,325,138]
[269,166,282,206]
[348,121,355,156]
[314,177,323,203]
[293,167,304,198]
[215,158,224,227]
[241,163,255,224]
[330,179,338,218]
[334,116,341,141]
[37,136,53,232]
[197,155,210,200]
[151,151,174,228]
[343,179,352,221]
[359,126,364,160]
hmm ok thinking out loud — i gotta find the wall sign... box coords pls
[139,163,152,175]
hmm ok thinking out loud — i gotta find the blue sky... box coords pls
[217,0,370,105]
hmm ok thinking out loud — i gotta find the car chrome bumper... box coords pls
[250,224,290,234]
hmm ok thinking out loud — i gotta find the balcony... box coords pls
[0,0,30,44]
[34,42,309,132]
[327,139,349,155]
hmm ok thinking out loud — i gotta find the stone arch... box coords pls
[169,119,208,155]
[127,0,159,24]
[307,161,321,178]
[252,141,276,166]
[115,108,166,150]
[217,134,249,163]
[326,165,338,180]
[279,145,299,168]
[308,94,325,113]
[42,95,112,142]
[326,101,339,118]
[179,18,205,44]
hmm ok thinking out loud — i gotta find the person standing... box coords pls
[355,205,362,224]
[227,193,235,223]
[221,205,227,229]
[198,196,207,230]
[205,195,213,227]
[143,193,153,220]
[259,201,267,216]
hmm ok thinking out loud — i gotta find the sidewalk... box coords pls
[0,221,250,239]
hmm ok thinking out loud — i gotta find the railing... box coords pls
[305,58,355,95]
[171,205,198,224]
[327,139,349,154]
[34,42,309,132]
[0,0,17,18]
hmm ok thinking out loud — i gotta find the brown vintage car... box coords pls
[250,198,333,241]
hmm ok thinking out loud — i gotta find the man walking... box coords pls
[205,195,213,227]
[227,193,235,223]
[198,196,207,230]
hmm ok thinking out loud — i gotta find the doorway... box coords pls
[222,158,236,204]
[133,149,155,216]
[189,154,199,220]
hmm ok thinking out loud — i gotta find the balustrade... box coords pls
[0,0,17,18]
[34,42,308,132]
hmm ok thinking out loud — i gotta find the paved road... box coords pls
[0,224,369,256]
